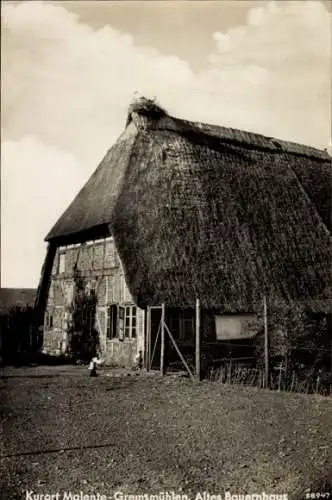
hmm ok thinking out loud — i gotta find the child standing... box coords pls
[88,353,103,377]
[88,357,98,376]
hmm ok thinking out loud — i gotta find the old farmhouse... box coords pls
[36,98,332,369]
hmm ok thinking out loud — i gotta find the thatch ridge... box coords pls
[126,97,331,161]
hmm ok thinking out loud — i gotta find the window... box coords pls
[106,305,137,339]
[107,305,118,339]
[59,253,66,274]
[215,316,234,339]
[125,306,137,338]
[215,315,256,340]
[118,306,125,340]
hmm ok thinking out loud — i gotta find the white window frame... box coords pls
[106,305,137,340]
[124,305,137,339]
[118,305,125,340]
[58,253,66,274]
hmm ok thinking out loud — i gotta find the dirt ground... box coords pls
[1,365,331,500]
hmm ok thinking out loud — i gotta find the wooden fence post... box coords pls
[196,298,201,381]
[149,321,161,370]
[146,306,151,371]
[264,295,269,389]
[328,313,332,375]
[160,303,165,376]
[163,322,196,382]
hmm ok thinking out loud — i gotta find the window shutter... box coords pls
[118,305,125,340]
[112,304,117,338]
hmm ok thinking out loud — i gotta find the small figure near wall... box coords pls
[88,355,103,377]
[135,350,143,371]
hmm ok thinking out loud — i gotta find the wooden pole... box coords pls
[328,313,332,375]
[196,299,201,381]
[149,321,161,370]
[160,303,165,376]
[278,361,283,392]
[263,295,269,389]
[146,307,151,371]
[163,322,196,382]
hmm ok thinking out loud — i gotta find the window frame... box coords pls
[124,305,137,339]
[106,304,137,340]
[58,252,66,274]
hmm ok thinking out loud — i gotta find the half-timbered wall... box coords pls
[43,237,145,367]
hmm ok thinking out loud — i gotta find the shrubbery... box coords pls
[0,306,41,364]
[66,270,100,362]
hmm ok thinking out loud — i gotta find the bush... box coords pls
[254,298,330,372]
[66,270,100,362]
[0,306,41,364]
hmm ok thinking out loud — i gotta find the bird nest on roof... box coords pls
[128,96,167,119]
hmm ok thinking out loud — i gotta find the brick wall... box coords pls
[44,237,145,367]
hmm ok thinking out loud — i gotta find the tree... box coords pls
[67,269,100,362]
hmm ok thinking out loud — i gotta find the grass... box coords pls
[1,365,331,500]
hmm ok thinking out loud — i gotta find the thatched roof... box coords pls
[46,98,332,312]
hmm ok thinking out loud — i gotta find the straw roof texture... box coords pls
[46,98,332,312]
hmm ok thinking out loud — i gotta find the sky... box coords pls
[1,0,332,288]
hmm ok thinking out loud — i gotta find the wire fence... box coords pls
[207,360,332,396]
[164,334,332,396]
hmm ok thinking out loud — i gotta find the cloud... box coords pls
[1,0,331,286]
[1,136,87,287]
[209,0,331,144]
[214,1,331,62]
[2,1,195,168]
